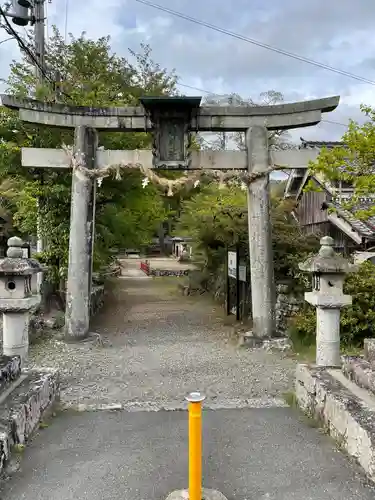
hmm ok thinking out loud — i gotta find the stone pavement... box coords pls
[1,407,374,500]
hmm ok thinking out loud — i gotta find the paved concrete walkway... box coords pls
[3,260,371,498]
[1,408,374,500]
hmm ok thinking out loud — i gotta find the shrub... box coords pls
[288,261,375,348]
[176,184,319,299]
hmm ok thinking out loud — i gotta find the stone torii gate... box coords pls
[0,94,339,341]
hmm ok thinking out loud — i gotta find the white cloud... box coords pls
[1,0,375,143]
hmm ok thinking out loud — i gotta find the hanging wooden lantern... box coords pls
[140,96,201,169]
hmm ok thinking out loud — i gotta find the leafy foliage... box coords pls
[176,184,319,294]
[0,29,177,286]
[307,104,375,218]
[288,104,375,348]
[288,261,375,348]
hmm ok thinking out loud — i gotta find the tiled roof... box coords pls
[297,138,375,239]
[299,137,345,149]
[326,200,375,239]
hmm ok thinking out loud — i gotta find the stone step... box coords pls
[0,368,59,477]
[0,356,21,395]
[364,338,375,364]
[342,355,375,396]
[296,364,375,482]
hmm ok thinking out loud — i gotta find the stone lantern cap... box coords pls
[0,237,43,276]
[299,236,357,275]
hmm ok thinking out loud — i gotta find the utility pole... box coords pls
[33,0,45,85]
[2,0,47,292]
[33,0,46,294]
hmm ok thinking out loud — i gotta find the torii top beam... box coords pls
[0,94,340,132]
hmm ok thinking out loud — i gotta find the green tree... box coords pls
[0,29,177,297]
[308,105,375,218]
[176,184,319,296]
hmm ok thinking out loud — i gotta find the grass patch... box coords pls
[287,340,363,364]
[283,390,325,429]
[283,391,297,408]
[12,444,25,454]
[290,342,316,363]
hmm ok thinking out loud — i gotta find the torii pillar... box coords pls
[65,126,97,341]
[246,126,275,338]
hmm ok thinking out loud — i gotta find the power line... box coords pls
[134,0,375,87]
[0,5,53,84]
[320,119,350,128]
[177,82,350,128]
[0,36,14,45]
[0,4,73,101]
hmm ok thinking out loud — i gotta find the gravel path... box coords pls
[29,261,296,408]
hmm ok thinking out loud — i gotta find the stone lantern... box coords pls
[140,96,202,170]
[299,236,357,367]
[0,236,43,365]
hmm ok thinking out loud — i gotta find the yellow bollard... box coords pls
[186,392,206,500]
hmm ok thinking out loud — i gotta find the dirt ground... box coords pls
[28,259,296,408]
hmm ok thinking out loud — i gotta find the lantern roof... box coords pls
[299,236,357,275]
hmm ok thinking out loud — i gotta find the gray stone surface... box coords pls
[0,407,374,500]
[0,356,21,394]
[0,368,59,475]
[0,369,59,445]
[296,364,375,481]
[0,257,42,276]
[90,285,105,317]
[1,93,340,131]
[299,237,355,367]
[239,334,292,352]
[21,146,331,172]
[165,488,227,500]
[246,125,275,339]
[28,265,296,407]
[364,339,375,364]
[342,356,375,395]
[64,126,97,341]
[299,236,356,275]
[262,337,292,352]
[275,284,302,336]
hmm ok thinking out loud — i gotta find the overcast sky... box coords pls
[1,0,374,144]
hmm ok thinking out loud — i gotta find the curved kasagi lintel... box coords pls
[0,95,340,131]
[1,94,340,117]
[16,108,325,131]
[199,95,340,116]
[0,95,144,116]
[16,108,324,131]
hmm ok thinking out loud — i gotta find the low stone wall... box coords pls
[296,363,375,482]
[364,339,375,364]
[149,269,190,277]
[275,284,303,336]
[342,356,375,396]
[90,285,105,317]
[30,285,105,333]
[0,356,21,393]
[139,260,190,278]
[0,360,59,477]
